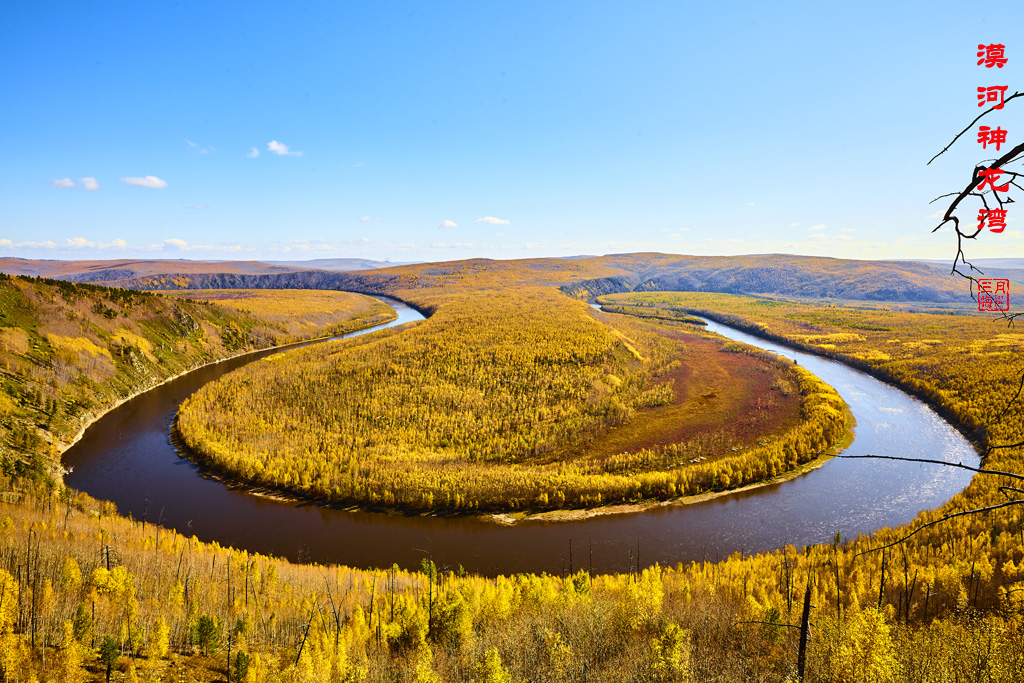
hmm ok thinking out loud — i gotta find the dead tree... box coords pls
[929,89,1024,323]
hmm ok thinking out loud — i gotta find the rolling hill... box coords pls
[4,253,974,303]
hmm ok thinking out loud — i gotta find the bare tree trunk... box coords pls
[797,574,813,681]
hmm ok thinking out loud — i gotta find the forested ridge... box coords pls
[3,252,975,304]
[0,276,393,484]
[2,265,1024,680]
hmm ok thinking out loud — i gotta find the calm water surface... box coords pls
[65,302,978,575]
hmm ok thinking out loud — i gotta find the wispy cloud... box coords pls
[247,147,260,158]
[120,176,168,189]
[186,140,212,154]
[188,205,207,210]
[80,177,100,191]
[50,178,74,189]
[360,216,382,222]
[475,216,510,225]
[809,224,827,231]
[439,220,458,228]
[164,238,189,250]
[268,140,302,156]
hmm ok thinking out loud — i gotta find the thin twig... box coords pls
[836,454,1024,481]
[856,499,1024,557]
[928,92,1024,165]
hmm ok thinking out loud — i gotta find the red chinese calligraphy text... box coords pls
[977,167,1010,193]
[977,208,1008,233]
[977,43,1008,68]
[978,85,1009,109]
[978,126,1008,151]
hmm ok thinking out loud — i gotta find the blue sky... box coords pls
[1,1,1020,263]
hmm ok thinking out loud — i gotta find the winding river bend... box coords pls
[65,300,978,576]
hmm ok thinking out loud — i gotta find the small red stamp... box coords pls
[978,278,1010,311]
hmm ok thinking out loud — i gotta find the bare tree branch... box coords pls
[928,91,1024,165]
[993,369,1024,423]
[836,454,1024,481]
[933,141,1024,238]
[855,499,1024,557]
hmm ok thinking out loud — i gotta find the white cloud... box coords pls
[121,176,168,189]
[51,178,74,189]
[186,140,211,154]
[112,238,127,248]
[790,222,800,227]
[80,177,100,191]
[809,224,827,231]
[268,140,302,156]
[66,237,95,249]
[164,238,189,251]
[188,205,207,210]
[247,147,260,158]
[13,240,57,249]
[360,216,382,222]
[439,220,458,229]
[475,216,510,225]
[0,239,10,247]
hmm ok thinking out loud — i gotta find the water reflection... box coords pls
[65,303,978,575]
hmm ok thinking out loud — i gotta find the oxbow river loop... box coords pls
[65,299,979,576]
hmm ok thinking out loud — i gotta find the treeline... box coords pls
[0,277,393,484]
[0,475,1020,681]
[177,289,848,513]
[575,359,848,493]
[596,303,707,326]
[167,289,396,344]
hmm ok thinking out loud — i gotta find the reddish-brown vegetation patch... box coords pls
[557,328,802,465]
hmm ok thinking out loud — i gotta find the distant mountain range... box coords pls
[0,256,419,281]
[912,258,1024,270]
[263,258,420,271]
[2,253,1019,304]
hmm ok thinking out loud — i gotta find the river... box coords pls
[64,300,978,576]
